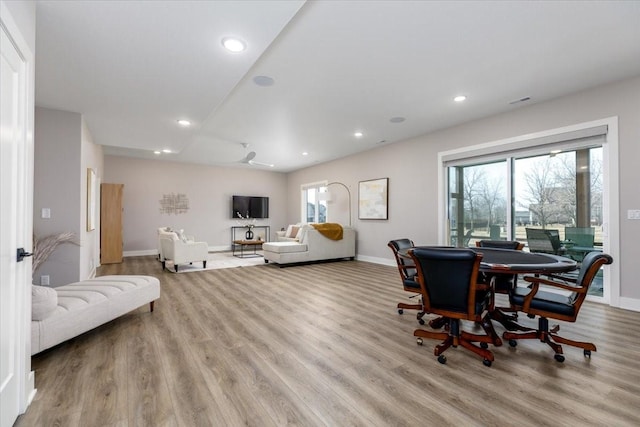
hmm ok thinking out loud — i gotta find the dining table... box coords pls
[400,246,578,275]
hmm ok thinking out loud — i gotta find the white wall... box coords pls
[287,75,640,301]
[103,156,288,254]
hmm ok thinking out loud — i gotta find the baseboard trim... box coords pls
[619,296,640,312]
[123,245,242,258]
[355,254,395,267]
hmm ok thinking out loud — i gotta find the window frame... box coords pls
[437,117,619,306]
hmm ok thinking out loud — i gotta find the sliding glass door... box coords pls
[447,146,604,297]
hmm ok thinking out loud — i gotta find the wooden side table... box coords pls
[232,240,263,258]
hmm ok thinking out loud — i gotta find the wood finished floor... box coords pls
[18,256,640,426]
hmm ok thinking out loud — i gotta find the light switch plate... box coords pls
[628,210,640,220]
[41,208,51,219]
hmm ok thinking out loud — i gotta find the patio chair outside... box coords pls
[525,228,567,255]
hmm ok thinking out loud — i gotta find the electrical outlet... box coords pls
[628,210,640,220]
[41,275,50,286]
[41,208,51,219]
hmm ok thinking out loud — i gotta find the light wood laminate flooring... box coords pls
[18,256,640,426]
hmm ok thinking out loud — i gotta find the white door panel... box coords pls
[1,19,31,427]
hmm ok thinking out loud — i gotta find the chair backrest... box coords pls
[409,247,482,316]
[388,239,415,280]
[570,252,613,308]
[525,228,564,254]
[476,240,524,250]
[565,227,595,247]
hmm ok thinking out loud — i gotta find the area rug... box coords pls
[165,251,265,273]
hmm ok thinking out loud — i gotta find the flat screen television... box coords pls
[232,195,269,219]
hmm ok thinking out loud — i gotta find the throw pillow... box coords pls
[178,229,188,243]
[289,226,299,238]
[295,225,306,242]
[32,285,58,321]
[284,225,294,238]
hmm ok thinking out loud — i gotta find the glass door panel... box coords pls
[447,161,508,247]
[447,146,603,297]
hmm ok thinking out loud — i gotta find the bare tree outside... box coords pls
[518,156,565,228]
[463,167,485,231]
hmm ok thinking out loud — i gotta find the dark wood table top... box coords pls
[403,246,577,274]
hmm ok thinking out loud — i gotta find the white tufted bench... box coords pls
[31,275,160,355]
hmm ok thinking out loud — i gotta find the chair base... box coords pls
[414,317,497,366]
[502,317,596,361]
[490,307,520,331]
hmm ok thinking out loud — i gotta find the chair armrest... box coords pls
[523,275,584,293]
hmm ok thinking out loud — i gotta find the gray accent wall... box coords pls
[33,107,103,286]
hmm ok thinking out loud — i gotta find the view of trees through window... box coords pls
[448,146,603,246]
[303,185,327,223]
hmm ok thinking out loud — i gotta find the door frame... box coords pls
[0,2,36,424]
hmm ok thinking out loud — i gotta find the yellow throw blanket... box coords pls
[311,223,343,240]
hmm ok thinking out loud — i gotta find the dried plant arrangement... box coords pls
[32,232,78,274]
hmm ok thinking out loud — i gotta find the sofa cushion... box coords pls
[32,285,58,321]
[289,225,300,238]
[263,241,308,254]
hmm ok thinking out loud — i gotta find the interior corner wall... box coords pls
[80,118,103,278]
[33,107,82,286]
[286,75,640,301]
[103,155,288,254]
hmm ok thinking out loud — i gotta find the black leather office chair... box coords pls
[503,251,613,362]
[409,247,500,366]
[476,240,524,329]
[388,239,425,325]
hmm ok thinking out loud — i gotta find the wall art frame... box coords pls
[358,177,389,220]
[87,168,96,231]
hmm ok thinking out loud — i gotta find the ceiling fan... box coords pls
[239,143,274,168]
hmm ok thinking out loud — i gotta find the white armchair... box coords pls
[159,231,208,272]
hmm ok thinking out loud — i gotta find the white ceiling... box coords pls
[35,1,640,172]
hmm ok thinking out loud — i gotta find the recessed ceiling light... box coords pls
[454,95,467,102]
[222,37,246,53]
[550,149,562,154]
[177,119,191,126]
[390,117,405,123]
[354,132,364,138]
[302,152,309,156]
[253,75,275,87]
[154,151,161,155]
[162,149,172,153]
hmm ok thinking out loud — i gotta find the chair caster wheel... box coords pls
[416,338,423,346]
[418,318,425,325]
[437,355,447,364]
[480,342,489,349]
[584,350,591,358]
[554,354,565,363]
[398,309,404,315]
[483,359,492,367]
[508,339,517,347]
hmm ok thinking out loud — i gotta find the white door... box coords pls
[1,17,32,427]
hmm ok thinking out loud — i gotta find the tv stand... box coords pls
[231,226,270,246]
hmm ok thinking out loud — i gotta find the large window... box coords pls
[440,119,619,304]
[301,183,328,223]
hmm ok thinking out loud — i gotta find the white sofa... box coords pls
[263,224,356,266]
[31,275,160,355]
[158,229,208,272]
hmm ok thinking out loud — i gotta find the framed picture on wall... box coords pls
[87,168,96,231]
[358,177,389,220]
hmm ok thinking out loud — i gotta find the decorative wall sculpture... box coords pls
[159,193,190,215]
